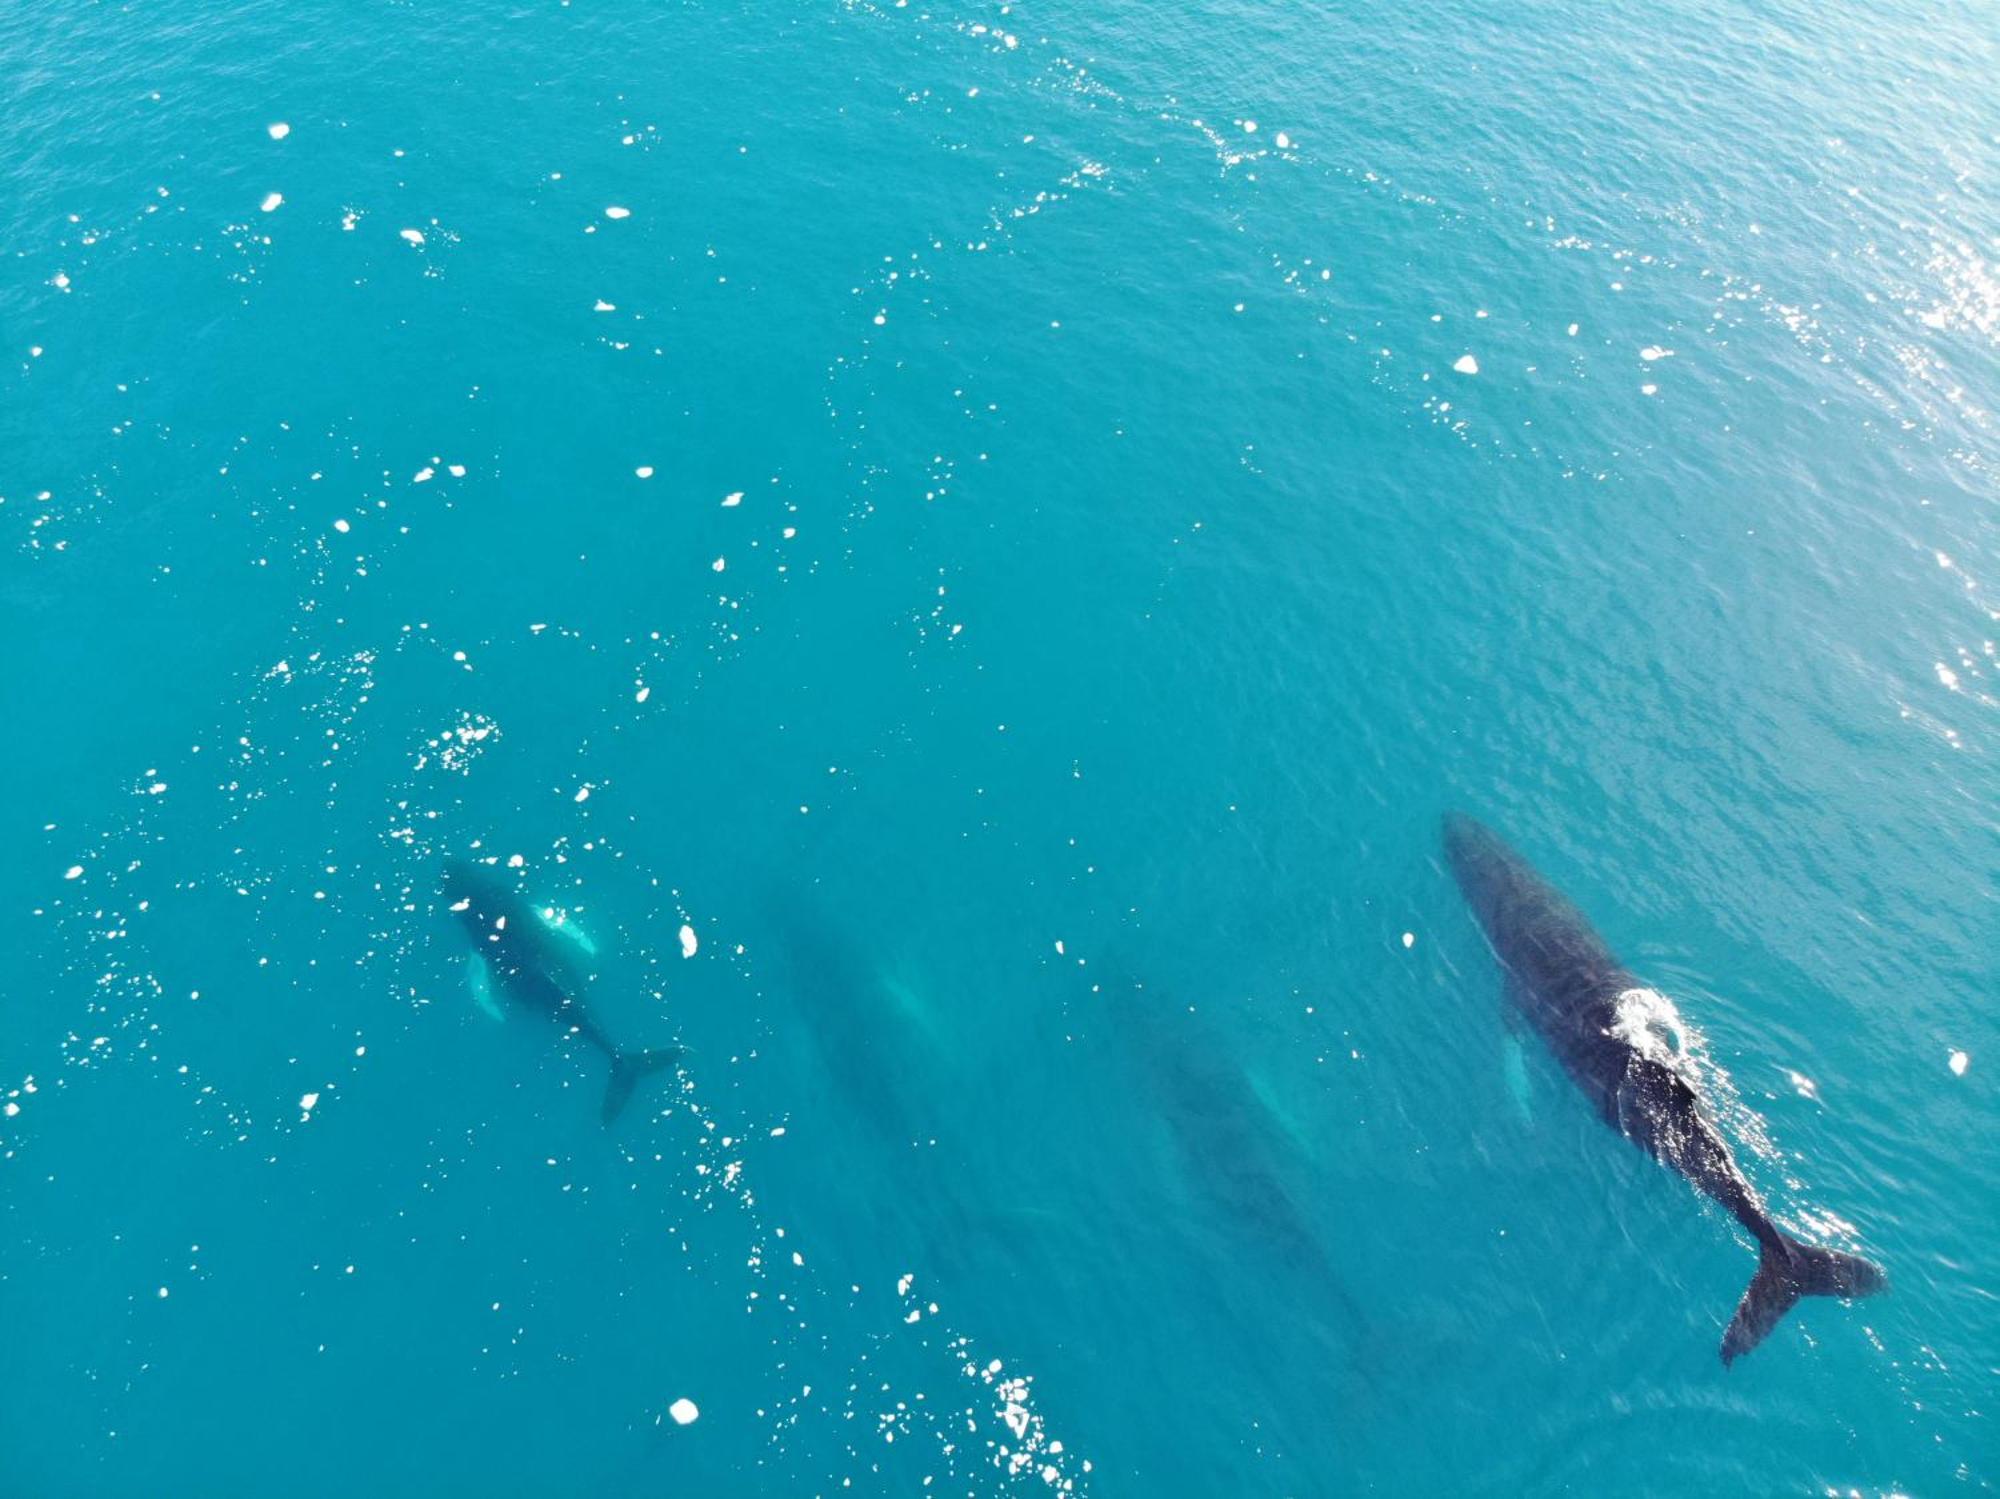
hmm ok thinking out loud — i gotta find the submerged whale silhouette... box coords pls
[1443,813,1885,1364]
[440,858,685,1124]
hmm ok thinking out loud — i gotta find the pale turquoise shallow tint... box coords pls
[2,0,1995,1494]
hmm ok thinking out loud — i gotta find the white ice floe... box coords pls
[605,205,631,219]
[1949,1050,1969,1076]
[668,1398,699,1426]
[1453,354,1480,375]
[260,192,284,213]
[679,924,698,959]
[268,122,290,140]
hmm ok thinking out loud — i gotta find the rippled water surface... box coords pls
[3,1,1994,1493]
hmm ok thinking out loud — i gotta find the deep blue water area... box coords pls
[3,1,1994,1493]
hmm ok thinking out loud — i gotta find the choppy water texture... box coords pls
[3,1,1995,1494]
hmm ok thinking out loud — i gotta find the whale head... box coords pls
[440,857,513,939]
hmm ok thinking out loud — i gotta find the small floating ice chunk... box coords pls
[447,464,466,478]
[64,865,83,880]
[635,465,655,479]
[678,924,698,959]
[1641,383,1658,396]
[634,685,650,703]
[711,556,726,573]
[721,491,743,507]
[1275,131,1292,149]
[1402,931,1416,949]
[1936,663,1960,690]
[333,517,351,533]
[260,192,284,213]
[1949,1050,1969,1076]
[299,1091,320,1114]
[268,121,291,140]
[412,466,434,483]
[1453,354,1480,375]
[573,785,592,803]
[2,1101,18,1118]
[1640,345,1674,361]
[399,228,425,245]
[594,299,616,312]
[605,205,631,220]
[668,1397,699,1426]
[157,1286,170,1299]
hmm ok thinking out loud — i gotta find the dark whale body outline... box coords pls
[441,857,685,1124]
[1443,813,1885,1364]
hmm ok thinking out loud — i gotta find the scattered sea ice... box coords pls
[1453,354,1480,375]
[594,299,616,312]
[268,122,291,140]
[679,924,698,959]
[721,491,742,507]
[635,465,654,479]
[605,205,631,220]
[260,192,284,213]
[1949,1050,1969,1076]
[668,1398,699,1426]
[711,556,726,573]
[1402,932,1416,949]
[399,228,425,245]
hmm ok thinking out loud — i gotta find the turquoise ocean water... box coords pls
[3,1,1994,1493]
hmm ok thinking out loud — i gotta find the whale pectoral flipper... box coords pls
[1721,1234,1888,1365]
[602,1047,688,1125]
[1501,1033,1534,1123]
[465,952,505,1022]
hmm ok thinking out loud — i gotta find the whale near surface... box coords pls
[1442,813,1885,1364]
[440,857,685,1124]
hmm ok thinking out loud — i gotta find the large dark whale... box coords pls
[1443,813,1885,1364]
[441,858,685,1124]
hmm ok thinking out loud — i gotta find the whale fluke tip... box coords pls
[602,1046,688,1125]
[1721,1236,1887,1366]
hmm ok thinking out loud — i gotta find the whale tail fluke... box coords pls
[1721,1234,1886,1365]
[603,1047,687,1124]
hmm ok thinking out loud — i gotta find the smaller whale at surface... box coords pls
[1443,813,1886,1364]
[440,857,686,1124]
